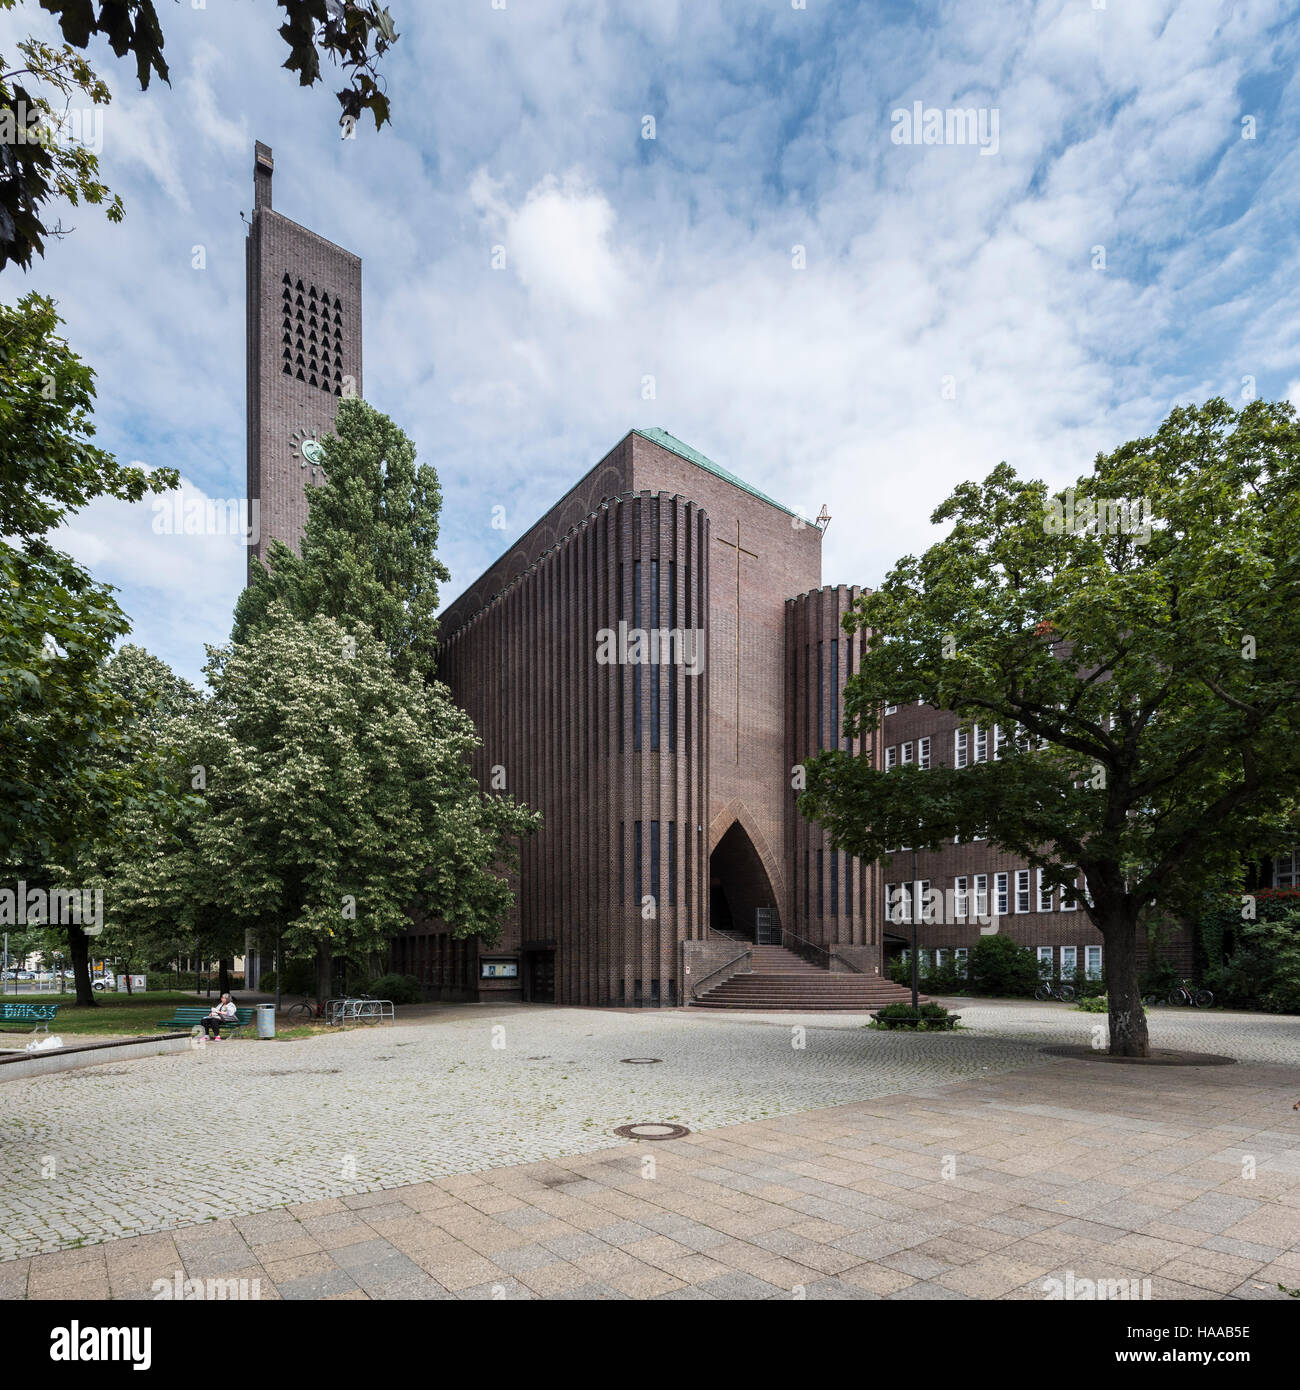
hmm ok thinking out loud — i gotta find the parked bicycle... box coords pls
[1167,978,1213,1008]
[1034,979,1077,1003]
[286,995,327,1020]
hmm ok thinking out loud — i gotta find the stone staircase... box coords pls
[691,942,928,1011]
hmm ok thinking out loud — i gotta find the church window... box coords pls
[831,639,839,750]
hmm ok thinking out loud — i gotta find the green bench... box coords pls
[1,1002,59,1034]
[158,1006,257,1038]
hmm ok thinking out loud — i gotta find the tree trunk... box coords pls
[68,925,96,1007]
[219,958,230,994]
[315,938,332,1005]
[1102,913,1148,1057]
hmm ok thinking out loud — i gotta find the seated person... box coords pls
[201,993,238,1040]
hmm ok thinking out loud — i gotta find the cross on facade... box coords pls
[716,520,759,761]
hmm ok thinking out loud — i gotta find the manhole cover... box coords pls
[619,1057,663,1065]
[613,1123,691,1141]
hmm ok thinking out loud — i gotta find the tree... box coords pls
[1,0,400,271]
[234,397,447,682]
[802,398,1300,1057]
[72,646,211,999]
[191,609,538,1002]
[0,296,179,1006]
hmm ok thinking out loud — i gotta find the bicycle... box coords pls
[1034,979,1076,1003]
[286,995,327,1020]
[1167,979,1213,1008]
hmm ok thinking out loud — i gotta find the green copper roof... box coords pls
[633,427,798,517]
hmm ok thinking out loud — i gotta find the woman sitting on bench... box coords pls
[202,994,238,1040]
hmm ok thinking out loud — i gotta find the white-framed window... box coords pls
[901,741,914,765]
[955,728,969,768]
[1085,945,1102,980]
[1037,868,1054,913]
[885,882,906,923]
[1039,732,1050,751]
[953,876,969,920]
[993,724,1008,760]
[974,724,988,763]
[885,745,897,770]
[916,880,933,923]
[884,703,898,716]
[1037,945,1054,974]
[1014,869,1031,913]
[973,874,988,918]
[954,947,968,977]
[917,736,931,769]
[935,949,948,968]
[995,872,1010,917]
[1059,870,1079,911]
[1275,848,1299,888]
[1061,945,1077,978]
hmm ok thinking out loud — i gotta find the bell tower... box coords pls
[244,140,363,570]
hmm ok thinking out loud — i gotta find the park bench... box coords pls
[0,1002,60,1035]
[157,1006,257,1038]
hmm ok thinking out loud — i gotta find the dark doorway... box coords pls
[525,950,555,1003]
[708,821,780,942]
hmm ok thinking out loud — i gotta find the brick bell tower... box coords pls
[244,140,363,570]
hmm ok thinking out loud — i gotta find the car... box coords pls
[91,977,112,991]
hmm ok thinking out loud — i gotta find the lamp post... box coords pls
[910,846,920,1010]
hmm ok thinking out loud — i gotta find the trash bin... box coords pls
[256,1002,276,1039]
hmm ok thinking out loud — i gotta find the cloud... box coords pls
[471,170,630,319]
[3,0,1299,678]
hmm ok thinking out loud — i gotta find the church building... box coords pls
[245,146,1153,1009]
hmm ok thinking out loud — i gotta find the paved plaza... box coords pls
[1,1001,1298,1299]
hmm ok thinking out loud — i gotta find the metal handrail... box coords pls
[691,949,752,1000]
[828,951,865,974]
[778,929,831,969]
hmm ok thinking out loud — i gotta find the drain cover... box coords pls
[619,1057,663,1065]
[613,1123,691,1140]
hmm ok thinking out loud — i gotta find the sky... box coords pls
[5,0,1300,686]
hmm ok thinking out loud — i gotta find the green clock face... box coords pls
[289,428,326,477]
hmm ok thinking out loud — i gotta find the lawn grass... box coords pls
[0,991,216,1037]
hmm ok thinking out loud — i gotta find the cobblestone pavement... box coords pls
[5,1046,1298,1301]
[947,998,1300,1066]
[2,1002,1298,1299]
[0,1006,1048,1261]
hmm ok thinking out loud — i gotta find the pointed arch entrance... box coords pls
[709,820,782,942]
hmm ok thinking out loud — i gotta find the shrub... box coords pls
[877,1001,951,1020]
[365,973,421,1005]
[967,935,1039,997]
[258,958,316,996]
[888,953,969,995]
[1202,915,1300,1013]
[1075,993,1108,1013]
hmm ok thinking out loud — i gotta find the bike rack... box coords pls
[325,996,394,1025]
